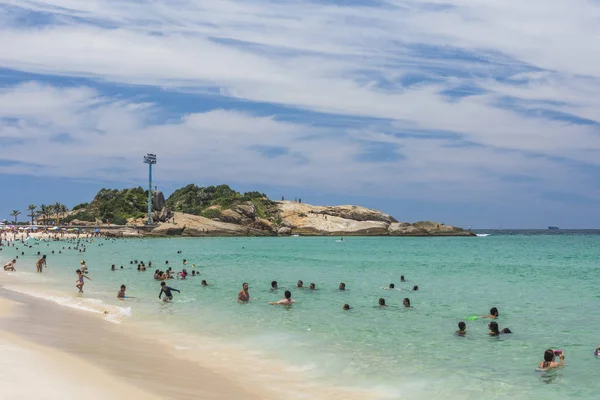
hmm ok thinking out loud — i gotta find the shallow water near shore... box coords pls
[2,233,600,399]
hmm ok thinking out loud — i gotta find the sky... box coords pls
[1,0,600,228]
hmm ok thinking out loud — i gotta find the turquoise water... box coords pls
[2,234,600,399]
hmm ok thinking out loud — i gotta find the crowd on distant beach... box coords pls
[0,233,576,372]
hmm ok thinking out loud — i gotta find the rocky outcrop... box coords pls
[149,212,270,237]
[140,201,474,237]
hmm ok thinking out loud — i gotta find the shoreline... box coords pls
[0,287,269,400]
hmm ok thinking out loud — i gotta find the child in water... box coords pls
[456,321,466,336]
[75,269,91,293]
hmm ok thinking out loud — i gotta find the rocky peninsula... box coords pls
[62,184,474,237]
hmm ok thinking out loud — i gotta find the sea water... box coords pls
[2,233,600,399]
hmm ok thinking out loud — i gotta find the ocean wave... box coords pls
[3,286,132,324]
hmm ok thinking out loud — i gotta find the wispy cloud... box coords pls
[1,0,600,210]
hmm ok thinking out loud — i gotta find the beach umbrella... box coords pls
[73,228,79,231]
[94,229,100,233]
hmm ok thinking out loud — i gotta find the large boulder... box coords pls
[277,227,292,236]
[152,190,167,211]
[388,223,425,236]
[233,202,256,219]
[320,205,397,223]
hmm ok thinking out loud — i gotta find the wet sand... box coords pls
[0,289,268,400]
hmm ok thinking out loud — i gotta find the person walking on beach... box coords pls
[159,281,180,302]
[36,255,47,273]
[75,269,91,293]
[269,290,295,306]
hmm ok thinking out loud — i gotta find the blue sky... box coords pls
[1,0,600,228]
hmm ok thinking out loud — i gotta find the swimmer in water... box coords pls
[403,298,411,308]
[111,264,116,271]
[456,321,466,336]
[270,280,278,290]
[297,280,304,288]
[342,304,351,310]
[75,269,91,293]
[488,321,511,336]
[538,349,564,371]
[413,285,419,291]
[238,282,251,303]
[482,307,499,319]
[383,283,396,290]
[339,282,346,291]
[378,298,387,307]
[159,281,180,301]
[36,255,47,273]
[309,283,316,290]
[269,290,295,306]
[201,280,211,286]
[400,275,405,282]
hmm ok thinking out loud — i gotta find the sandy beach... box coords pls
[0,288,268,400]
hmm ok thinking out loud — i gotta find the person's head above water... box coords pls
[243,282,249,291]
[161,281,166,287]
[403,298,411,307]
[413,285,419,291]
[389,283,395,289]
[271,280,278,288]
[297,280,303,287]
[400,275,405,282]
[120,284,126,290]
[378,298,386,306]
[339,282,346,290]
[201,280,208,285]
[309,283,316,290]
[458,321,466,331]
[284,290,292,299]
[544,349,555,363]
[490,307,499,318]
[489,321,500,335]
[342,304,351,310]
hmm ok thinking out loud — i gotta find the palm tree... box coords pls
[39,204,50,226]
[27,204,37,225]
[52,202,69,224]
[10,210,21,224]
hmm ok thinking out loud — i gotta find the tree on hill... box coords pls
[27,204,37,225]
[10,210,21,224]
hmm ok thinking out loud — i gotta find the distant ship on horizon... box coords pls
[548,225,559,230]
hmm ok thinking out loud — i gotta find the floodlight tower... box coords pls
[143,153,157,225]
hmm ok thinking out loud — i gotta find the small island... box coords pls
[31,184,474,237]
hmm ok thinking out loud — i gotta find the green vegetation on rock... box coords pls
[165,184,275,218]
[65,187,148,225]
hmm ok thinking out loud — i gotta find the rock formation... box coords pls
[143,201,474,237]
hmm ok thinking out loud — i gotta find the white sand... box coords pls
[0,327,162,400]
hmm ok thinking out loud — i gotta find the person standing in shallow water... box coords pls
[36,255,47,273]
[238,282,251,303]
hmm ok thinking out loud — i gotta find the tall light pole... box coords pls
[143,153,157,225]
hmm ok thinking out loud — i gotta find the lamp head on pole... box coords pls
[143,154,157,165]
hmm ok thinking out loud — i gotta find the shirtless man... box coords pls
[36,255,47,273]
[238,282,251,303]
[3,259,16,271]
[269,290,295,306]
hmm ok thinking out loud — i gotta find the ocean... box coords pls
[2,232,600,399]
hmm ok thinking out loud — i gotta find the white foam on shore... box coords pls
[3,285,132,324]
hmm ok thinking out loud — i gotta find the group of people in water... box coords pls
[0,235,578,373]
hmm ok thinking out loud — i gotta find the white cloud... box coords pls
[0,0,600,207]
